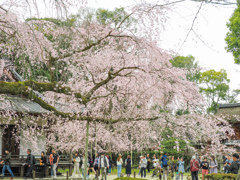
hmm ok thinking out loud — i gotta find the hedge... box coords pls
[204,173,237,180]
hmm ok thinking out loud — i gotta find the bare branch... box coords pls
[177,1,204,53]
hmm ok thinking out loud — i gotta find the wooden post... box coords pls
[69,164,73,176]
[134,171,136,178]
[66,171,69,180]
[20,166,24,177]
[46,166,49,177]
[33,170,35,180]
[69,154,73,176]
[83,120,90,180]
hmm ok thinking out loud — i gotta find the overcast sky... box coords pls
[85,0,240,90]
[13,0,240,90]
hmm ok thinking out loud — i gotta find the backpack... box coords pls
[191,160,199,172]
[162,156,168,167]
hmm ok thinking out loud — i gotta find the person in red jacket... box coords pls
[190,155,199,180]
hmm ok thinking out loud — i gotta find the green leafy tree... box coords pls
[170,55,200,83]
[199,69,230,114]
[226,5,240,64]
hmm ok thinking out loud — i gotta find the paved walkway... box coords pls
[0,175,193,180]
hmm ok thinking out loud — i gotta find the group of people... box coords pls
[71,152,111,180]
[71,152,131,180]
[134,152,240,180]
[190,153,240,180]
[0,149,59,179]
[1,149,240,180]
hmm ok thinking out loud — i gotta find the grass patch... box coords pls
[114,178,148,180]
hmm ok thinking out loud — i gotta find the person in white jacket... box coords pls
[71,153,81,178]
[116,154,123,177]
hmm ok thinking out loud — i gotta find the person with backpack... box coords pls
[224,153,240,174]
[98,152,109,180]
[24,149,35,179]
[125,155,132,177]
[0,149,14,179]
[160,152,169,180]
[87,154,96,178]
[71,152,81,178]
[52,149,59,179]
[190,155,199,180]
[209,156,218,174]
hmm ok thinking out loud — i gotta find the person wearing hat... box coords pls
[98,152,109,180]
[0,149,14,179]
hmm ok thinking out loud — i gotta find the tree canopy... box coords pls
[226,4,240,64]
[0,2,237,178]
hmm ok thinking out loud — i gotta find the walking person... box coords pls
[200,157,209,180]
[52,149,59,179]
[190,155,199,180]
[40,151,47,179]
[116,154,123,177]
[209,156,218,174]
[0,149,14,179]
[98,152,109,180]
[160,152,169,180]
[146,154,151,172]
[87,155,96,178]
[140,155,147,178]
[71,152,81,178]
[178,157,185,180]
[125,155,131,177]
[94,153,99,179]
[24,149,34,179]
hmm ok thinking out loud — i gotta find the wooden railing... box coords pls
[0,154,73,177]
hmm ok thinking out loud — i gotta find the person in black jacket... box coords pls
[225,153,240,174]
[24,149,34,179]
[0,149,14,179]
[40,151,47,179]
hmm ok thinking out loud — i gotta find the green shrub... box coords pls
[204,173,237,180]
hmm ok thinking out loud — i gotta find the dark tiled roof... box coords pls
[0,59,84,114]
[219,103,240,109]
[0,96,50,114]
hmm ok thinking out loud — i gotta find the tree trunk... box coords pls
[83,120,90,180]
[95,122,97,156]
